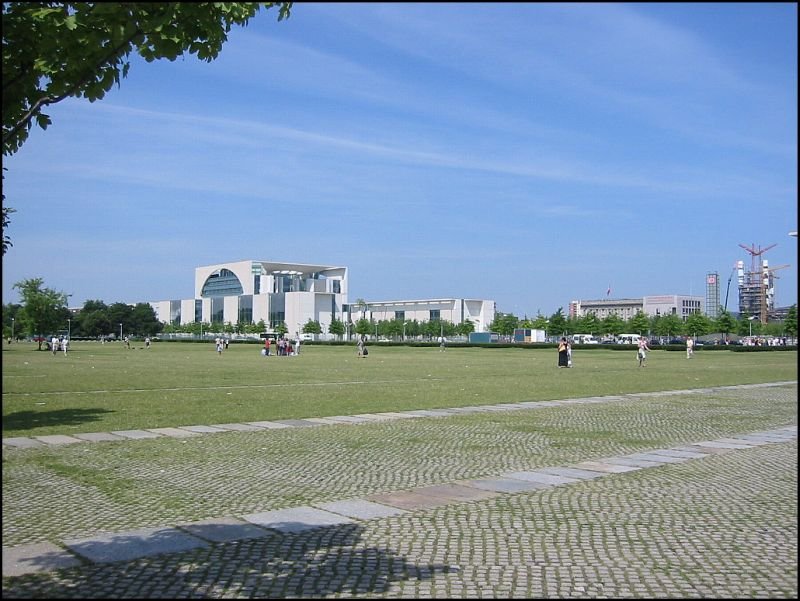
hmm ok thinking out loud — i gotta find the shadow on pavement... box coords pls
[2,523,455,598]
[2,408,115,434]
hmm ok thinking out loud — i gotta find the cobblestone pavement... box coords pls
[2,383,797,598]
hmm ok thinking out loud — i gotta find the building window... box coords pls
[211,298,224,324]
[395,311,405,321]
[239,295,253,325]
[195,299,203,323]
[201,269,243,298]
[332,280,341,294]
[430,309,440,321]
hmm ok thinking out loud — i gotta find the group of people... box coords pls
[262,335,301,357]
[49,335,69,355]
[558,336,654,368]
[356,334,369,357]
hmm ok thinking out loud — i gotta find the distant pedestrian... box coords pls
[637,337,651,367]
[264,337,271,357]
[295,334,301,356]
[566,340,573,367]
[439,336,447,352]
[557,337,569,368]
[51,335,59,356]
[686,336,694,359]
[216,337,223,355]
[357,334,366,358]
[62,337,69,355]
[145,337,151,349]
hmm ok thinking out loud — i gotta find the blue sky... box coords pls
[3,2,797,317]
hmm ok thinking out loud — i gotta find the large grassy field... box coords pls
[2,341,796,437]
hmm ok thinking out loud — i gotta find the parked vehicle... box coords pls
[571,334,599,344]
[616,334,641,345]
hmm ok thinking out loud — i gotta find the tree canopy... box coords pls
[2,2,292,254]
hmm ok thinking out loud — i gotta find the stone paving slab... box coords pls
[350,413,400,421]
[2,541,83,577]
[714,437,762,446]
[413,483,501,503]
[572,461,642,473]
[315,499,409,520]
[147,427,199,438]
[536,466,609,480]
[31,434,85,445]
[459,477,553,493]
[625,452,690,464]
[646,448,708,459]
[111,429,163,440]
[209,423,268,431]
[693,440,756,449]
[244,421,293,429]
[303,417,350,425]
[319,415,372,423]
[72,432,126,443]
[370,412,422,419]
[241,506,357,534]
[268,419,323,428]
[733,434,796,443]
[366,490,456,511]
[599,456,669,468]
[2,437,44,448]
[176,517,274,543]
[673,444,734,455]
[177,425,229,434]
[502,470,580,486]
[63,527,209,564]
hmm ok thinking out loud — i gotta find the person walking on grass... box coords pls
[557,337,569,368]
[686,336,694,359]
[637,336,651,367]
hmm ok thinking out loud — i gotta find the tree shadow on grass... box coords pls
[2,408,115,434]
[2,522,457,598]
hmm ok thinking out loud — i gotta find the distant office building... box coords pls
[705,272,720,318]
[348,298,495,333]
[570,295,704,320]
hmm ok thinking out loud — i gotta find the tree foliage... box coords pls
[12,278,69,349]
[2,2,292,252]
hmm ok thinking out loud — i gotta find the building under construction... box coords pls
[737,243,790,324]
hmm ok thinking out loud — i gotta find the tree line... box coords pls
[489,306,798,340]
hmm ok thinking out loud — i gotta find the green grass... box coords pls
[2,341,796,437]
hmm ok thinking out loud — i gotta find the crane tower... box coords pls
[737,243,789,324]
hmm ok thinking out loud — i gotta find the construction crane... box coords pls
[723,264,737,313]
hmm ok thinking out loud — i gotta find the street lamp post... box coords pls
[748,315,757,338]
[119,323,123,340]
[11,317,14,342]
[67,319,71,340]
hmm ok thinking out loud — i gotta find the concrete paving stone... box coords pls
[176,517,273,543]
[536,466,610,479]
[502,471,580,486]
[315,498,409,520]
[370,412,422,419]
[147,427,199,438]
[648,449,708,459]
[366,490,455,511]
[268,419,323,428]
[599,456,669,468]
[318,415,372,423]
[111,429,163,440]
[733,434,793,443]
[241,506,357,534]
[713,437,763,446]
[244,421,293,429]
[72,432,126,443]
[624,452,690,464]
[176,425,229,434]
[458,477,552,493]
[208,423,268,431]
[672,444,734,455]
[2,437,44,448]
[63,527,209,564]
[418,409,461,416]
[302,417,347,425]
[32,434,86,445]
[350,413,400,421]
[693,440,756,449]
[573,461,642,474]
[2,541,83,577]
[403,410,449,417]
[412,483,501,503]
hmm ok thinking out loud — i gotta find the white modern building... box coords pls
[150,260,348,335]
[149,260,496,335]
[569,295,704,320]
